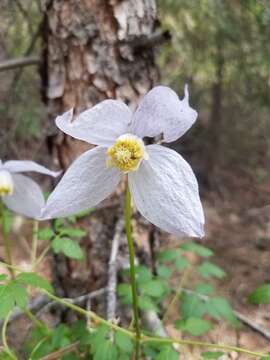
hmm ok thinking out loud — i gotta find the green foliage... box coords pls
[180,242,213,258]
[16,272,53,293]
[156,345,179,360]
[0,281,28,318]
[176,317,212,336]
[51,236,84,260]
[201,352,224,359]
[198,262,226,279]
[248,284,270,304]
[0,272,53,319]
[38,216,86,261]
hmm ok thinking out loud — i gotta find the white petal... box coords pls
[131,85,198,143]
[56,101,132,146]
[3,160,60,177]
[3,174,45,219]
[42,147,121,219]
[128,145,204,237]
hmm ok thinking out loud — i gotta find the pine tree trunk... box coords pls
[41,0,159,307]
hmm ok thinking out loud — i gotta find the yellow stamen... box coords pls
[107,134,147,173]
[0,170,14,197]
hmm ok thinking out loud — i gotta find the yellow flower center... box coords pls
[107,134,148,173]
[0,170,14,196]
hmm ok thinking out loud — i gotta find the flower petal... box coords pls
[56,101,132,146]
[3,160,60,177]
[3,174,45,219]
[131,85,198,143]
[42,147,121,219]
[128,145,204,237]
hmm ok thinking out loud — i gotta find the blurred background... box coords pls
[0,0,270,355]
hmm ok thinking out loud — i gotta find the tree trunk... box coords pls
[41,0,159,309]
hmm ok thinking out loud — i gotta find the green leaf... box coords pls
[248,284,270,304]
[175,255,189,271]
[180,242,213,257]
[136,266,152,283]
[157,265,172,279]
[10,282,28,308]
[38,227,55,240]
[179,317,212,336]
[205,297,238,325]
[198,262,226,279]
[0,274,8,282]
[93,340,118,360]
[138,295,159,312]
[201,351,224,359]
[59,227,87,238]
[181,293,206,319]
[158,249,180,262]
[140,280,165,298]
[156,346,179,360]
[16,272,53,293]
[114,331,134,354]
[51,237,84,260]
[118,284,132,305]
[90,325,109,354]
[195,283,215,295]
[0,281,28,318]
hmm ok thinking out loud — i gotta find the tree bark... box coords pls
[41,0,159,306]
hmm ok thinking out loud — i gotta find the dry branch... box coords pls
[107,219,124,320]
[0,57,40,72]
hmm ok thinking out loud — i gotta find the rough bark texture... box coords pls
[42,0,159,168]
[41,0,159,308]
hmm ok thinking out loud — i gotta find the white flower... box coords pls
[0,159,59,219]
[42,85,205,237]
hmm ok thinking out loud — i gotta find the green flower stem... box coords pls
[0,202,15,278]
[2,311,17,360]
[124,187,141,359]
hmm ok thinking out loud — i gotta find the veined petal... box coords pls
[42,147,121,219]
[128,145,204,237]
[131,85,198,143]
[3,174,45,219]
[56,101,132,146]
[3,160,60,177]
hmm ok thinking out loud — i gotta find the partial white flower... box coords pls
[42,85,204,237]
[0,160,59,219]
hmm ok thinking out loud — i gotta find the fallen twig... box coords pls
[0,57,40,72]
[107,219,124,320]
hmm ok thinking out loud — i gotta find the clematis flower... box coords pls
[42,86,205,237]
[0,159,59,219]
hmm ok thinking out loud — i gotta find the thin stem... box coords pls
[34,244,51,268]
[31,220,39,271]
[124,187,141,359]
[0,202,15,278]
[163,265,192,323]
[141,335,268,358]
[2,312,17,360]
[42,289,135,339]
[41,289,269,358]
[23,307,45,330]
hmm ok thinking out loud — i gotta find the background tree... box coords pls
[41,0,160,299]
